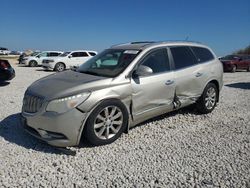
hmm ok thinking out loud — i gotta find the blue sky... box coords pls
[0,0,249,56]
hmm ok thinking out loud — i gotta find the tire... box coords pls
[84,99,128,146]
[231,65,236,73]
[54,62,65,72]
[29,60,38,67]
[247,66,250,72]
[196,83,218,114]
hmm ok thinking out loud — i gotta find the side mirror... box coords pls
[134,65,153,77]
[68,55,72,58]
[37,55,40,58]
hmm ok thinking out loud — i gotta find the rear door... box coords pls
[170,46,205,106]
[70,52,82,66]
[78,52,91,66]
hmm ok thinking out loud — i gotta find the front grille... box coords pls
[23,94,44,113]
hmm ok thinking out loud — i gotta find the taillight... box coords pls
[0,61,9,69]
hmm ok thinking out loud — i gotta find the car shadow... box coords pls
[0,113,78,155]
[0,81,10,87]
[36,68,53,72]
[225,82,250,90]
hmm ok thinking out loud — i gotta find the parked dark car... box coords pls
[220,55,250,72]
[0,59,15,82]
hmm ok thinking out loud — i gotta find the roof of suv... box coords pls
[110,41,207,50]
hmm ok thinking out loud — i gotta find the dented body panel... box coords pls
[21,41,223,147]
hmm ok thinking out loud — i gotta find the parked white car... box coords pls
[22,51,63,67]
[42,50,97,71]
[0,47,11,55]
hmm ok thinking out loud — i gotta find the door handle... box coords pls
[195,72,203,77]
[165,80,174,85]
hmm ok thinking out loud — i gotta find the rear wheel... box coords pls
[54,62,65,72]
[231,65,236,73]
[247,66,250,72]
[29,60,37,67]
[84,100,128,146]
[196,83,218,114]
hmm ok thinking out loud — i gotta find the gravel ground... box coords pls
[0,61,250,187]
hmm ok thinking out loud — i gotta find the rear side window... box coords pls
[170,47,198,70]
[48,52,61,57]
[89,52,97,56]
[191,47,214,63]
[72,52,89,57]
[141,48,170,74]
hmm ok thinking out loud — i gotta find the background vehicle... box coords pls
[21,51,63,67]
[220,55,250,72]
[0,47,11,55]
[42,50,97,72]
[22,41,223,147]
[9,51,22,55]
[0,59,15,81]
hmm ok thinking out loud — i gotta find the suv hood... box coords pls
[26,70,112,100]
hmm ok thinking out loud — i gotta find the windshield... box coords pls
[77,49,140,77]
[30,52,40,56]
[221,55,240,60]
[60,52,70,57]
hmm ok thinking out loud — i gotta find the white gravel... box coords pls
[0,61,250,187]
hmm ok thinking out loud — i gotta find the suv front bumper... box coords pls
[21,108,87,147]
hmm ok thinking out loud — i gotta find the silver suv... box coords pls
[21,41,223,147]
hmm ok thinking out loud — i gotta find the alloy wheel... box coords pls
[94,106,123,140]
[205,87,216,110]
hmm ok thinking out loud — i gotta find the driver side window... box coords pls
[140,48,170,74]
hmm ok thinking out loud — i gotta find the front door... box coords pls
[131,48,175,122]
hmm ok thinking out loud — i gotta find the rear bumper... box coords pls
[0,68,15,81]
[21,108,87,147]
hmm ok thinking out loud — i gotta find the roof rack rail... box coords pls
[110,42,130,48]
[130,41,156,44]
[155,40,202,44]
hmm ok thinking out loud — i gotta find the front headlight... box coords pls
[46,92,90,113]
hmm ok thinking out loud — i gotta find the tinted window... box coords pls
[89,52,97,56]
[170,47,197,70]
[48,52,60,57]
[72,52,89,57]
[71,52,79,57]
[191,47,214,63]
[220,55,240,60]
[141,49,170,74]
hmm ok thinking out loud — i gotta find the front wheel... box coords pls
[84,100,128,146]
[196,83,218,114]
[29,60,37,67]
[54,62,65,72]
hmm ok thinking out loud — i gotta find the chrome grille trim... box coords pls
[23,94,44,113]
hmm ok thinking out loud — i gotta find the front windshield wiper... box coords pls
[78,70,101,76]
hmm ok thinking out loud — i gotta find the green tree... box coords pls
[234,44,250,55]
